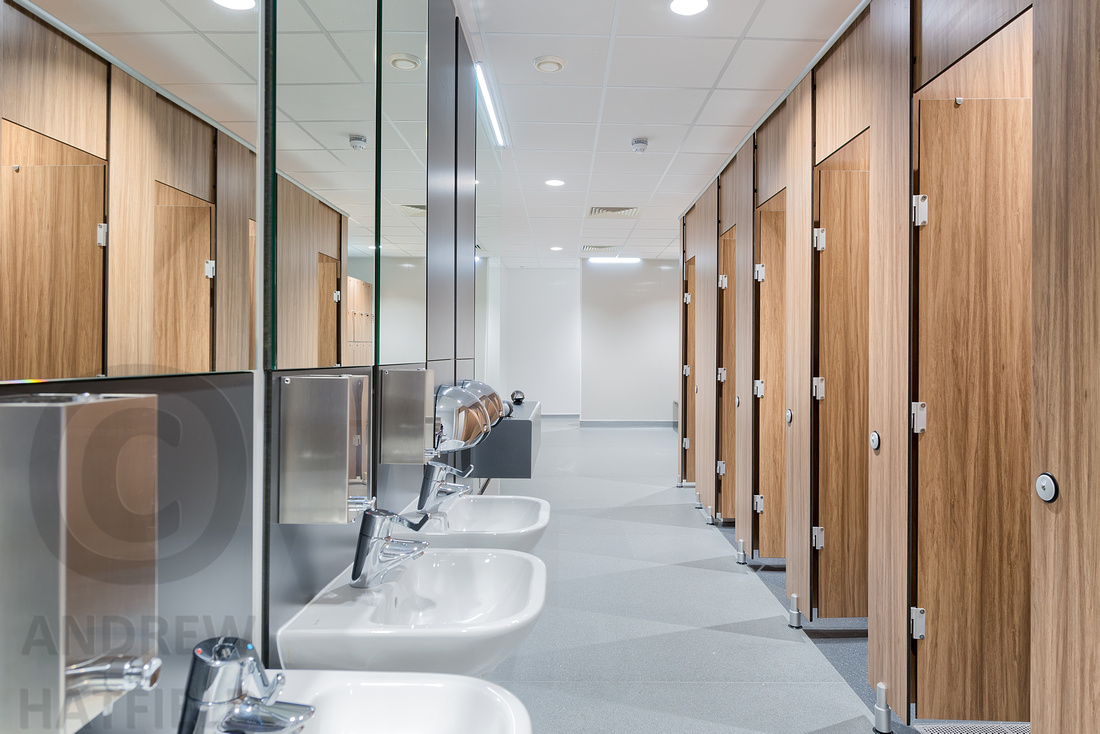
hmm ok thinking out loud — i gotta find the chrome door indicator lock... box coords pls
[1036,473,1059,503]
[870,431,881,451]
[785,409,793,424]
[735,396,740,408]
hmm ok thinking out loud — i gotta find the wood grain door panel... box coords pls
[684,258,696,483]
[915,98,1031,722]
[154,186,213,373]
[756,192,787,558]
[815,167,870,618]
[719,228,737,520]
[318,253,339,367]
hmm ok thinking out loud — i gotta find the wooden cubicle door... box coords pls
[684,257,697,483]
[318,253,340,367]
[718,227,737,521]
[915,98,1031,722]
[154,183,213,373]
[0,121,106,381]
[755,191,786,558]
[814,145,870,619]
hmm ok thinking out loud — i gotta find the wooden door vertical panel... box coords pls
[756,193,787,558]
[694,181,719,518]
[917,0,1030,88]
[107,69,157,375]
[0,3,108,159]
[915,98,1031,723]
[719,228,737,521]
[0,133,105,380]
[155,97,215,203]
[785,77,814,617]
[816,166,871,618]
[153,196,214,374]
[684,258,697,483]
[867,0,912,719]
[814,10,872,164]
[214,131,257,371]
[318,254,339,367]
[913,10,1032,101]
[757,106,789,205]
[1032,0,1100,730]
[732,151,756,557]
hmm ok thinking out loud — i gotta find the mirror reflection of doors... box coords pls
[754,190,786,559]
[812,131,869,619]
[154,183,214,374]
[318,253,340,367]
[0,121,107,381]
[683,257,696,483]
[717,227,736,522]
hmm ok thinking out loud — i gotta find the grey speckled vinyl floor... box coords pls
[487,418,878,734]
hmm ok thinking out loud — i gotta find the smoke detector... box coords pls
[631,137,649,154]
[534,55,566,73]
[349,134,368,151]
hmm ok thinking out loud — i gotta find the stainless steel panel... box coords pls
[279,375,371,524]
[378,368,433,464]
[455,32,477,360]
[427,0,457,362]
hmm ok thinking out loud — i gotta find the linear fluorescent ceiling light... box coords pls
[589,257,641,264]
[475,63,505,147]
[550,247,563,251]
[545,179,565,187]
[213,0,255,9]
[669,0,707,15]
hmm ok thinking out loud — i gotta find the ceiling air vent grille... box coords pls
[398,204,427,217]
[588,206,639,219]
[581,245,617,253]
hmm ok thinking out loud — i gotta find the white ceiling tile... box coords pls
[680,125,751,155]
[300,121,374,150]
[305,0,378,32]
[332,32,381,82]
[586,191,650,208]
[525,206,587,219]
[521,191,590,208]
[378,0,428,32]
[380,83,425,121]
[483,34,610,87]
[512,151,594,174]
[499,85,603,124]
[695,88,780,126]
[162,83,258,122]
[279,84,374,121]
[718,39,822,90]
[595,124,688,154]
[476,0,616,35]
[614,0,755,38]
[508,123,597,151]
[666,152,729,177]
[601,88,709,125]
[592,152,673,177]
[277,149,345,172]
[333,148,386,172]
[279,34,361,84]
[36,0,190,34]
[88,33,252,85]
[607,37,732,89]
[589,173,662,193]
[749,0,861,40]
[661,174,715,193]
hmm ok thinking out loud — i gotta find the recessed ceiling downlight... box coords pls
[533,55,565,73]
[669,0,708,15]
[545,179,565,187]
[388,53,422,71]
[550,247,563,251]
[213,0,255,8]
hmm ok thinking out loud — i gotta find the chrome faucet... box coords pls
[66,654,162,696]
[416,460,476,514]
[350,504,431,589]
[177,637,314,734]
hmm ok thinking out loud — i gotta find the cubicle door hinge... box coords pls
[910,607,927,640]
[911,401,928,434]
[683,364,691,377]
[811,526,825,550]
[716,460,726,476]
[717,367,728,383]
[718,274,728,290]
[912,194,929,227]
[204,260,216,279]
[812,377,825,401]
[682,437,691,450]
[753,494,764,514]
[813,228,827,252]
[753,380,765,398]
[683,292,692,305]
[754,264,766,282]
[96,223,108,248]
[333,290,342,303]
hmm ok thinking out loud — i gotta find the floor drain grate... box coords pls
[916,724,1029,734]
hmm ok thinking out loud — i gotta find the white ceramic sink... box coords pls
[277,549,546,675]
[393,495,551,552]
[272,670,532,734]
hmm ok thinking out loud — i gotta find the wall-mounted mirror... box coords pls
[0,0,261,379]
[376,0,428,366]
[474,89,503,385]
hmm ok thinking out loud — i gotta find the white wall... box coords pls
[580,259,680,422]
[499,266,581,414]
[474,257,503,388]
[378,256,427,364]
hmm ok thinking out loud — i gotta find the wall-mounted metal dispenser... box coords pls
[0,393,160,734]
[378,368,434,465]
[279,375,372,524]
